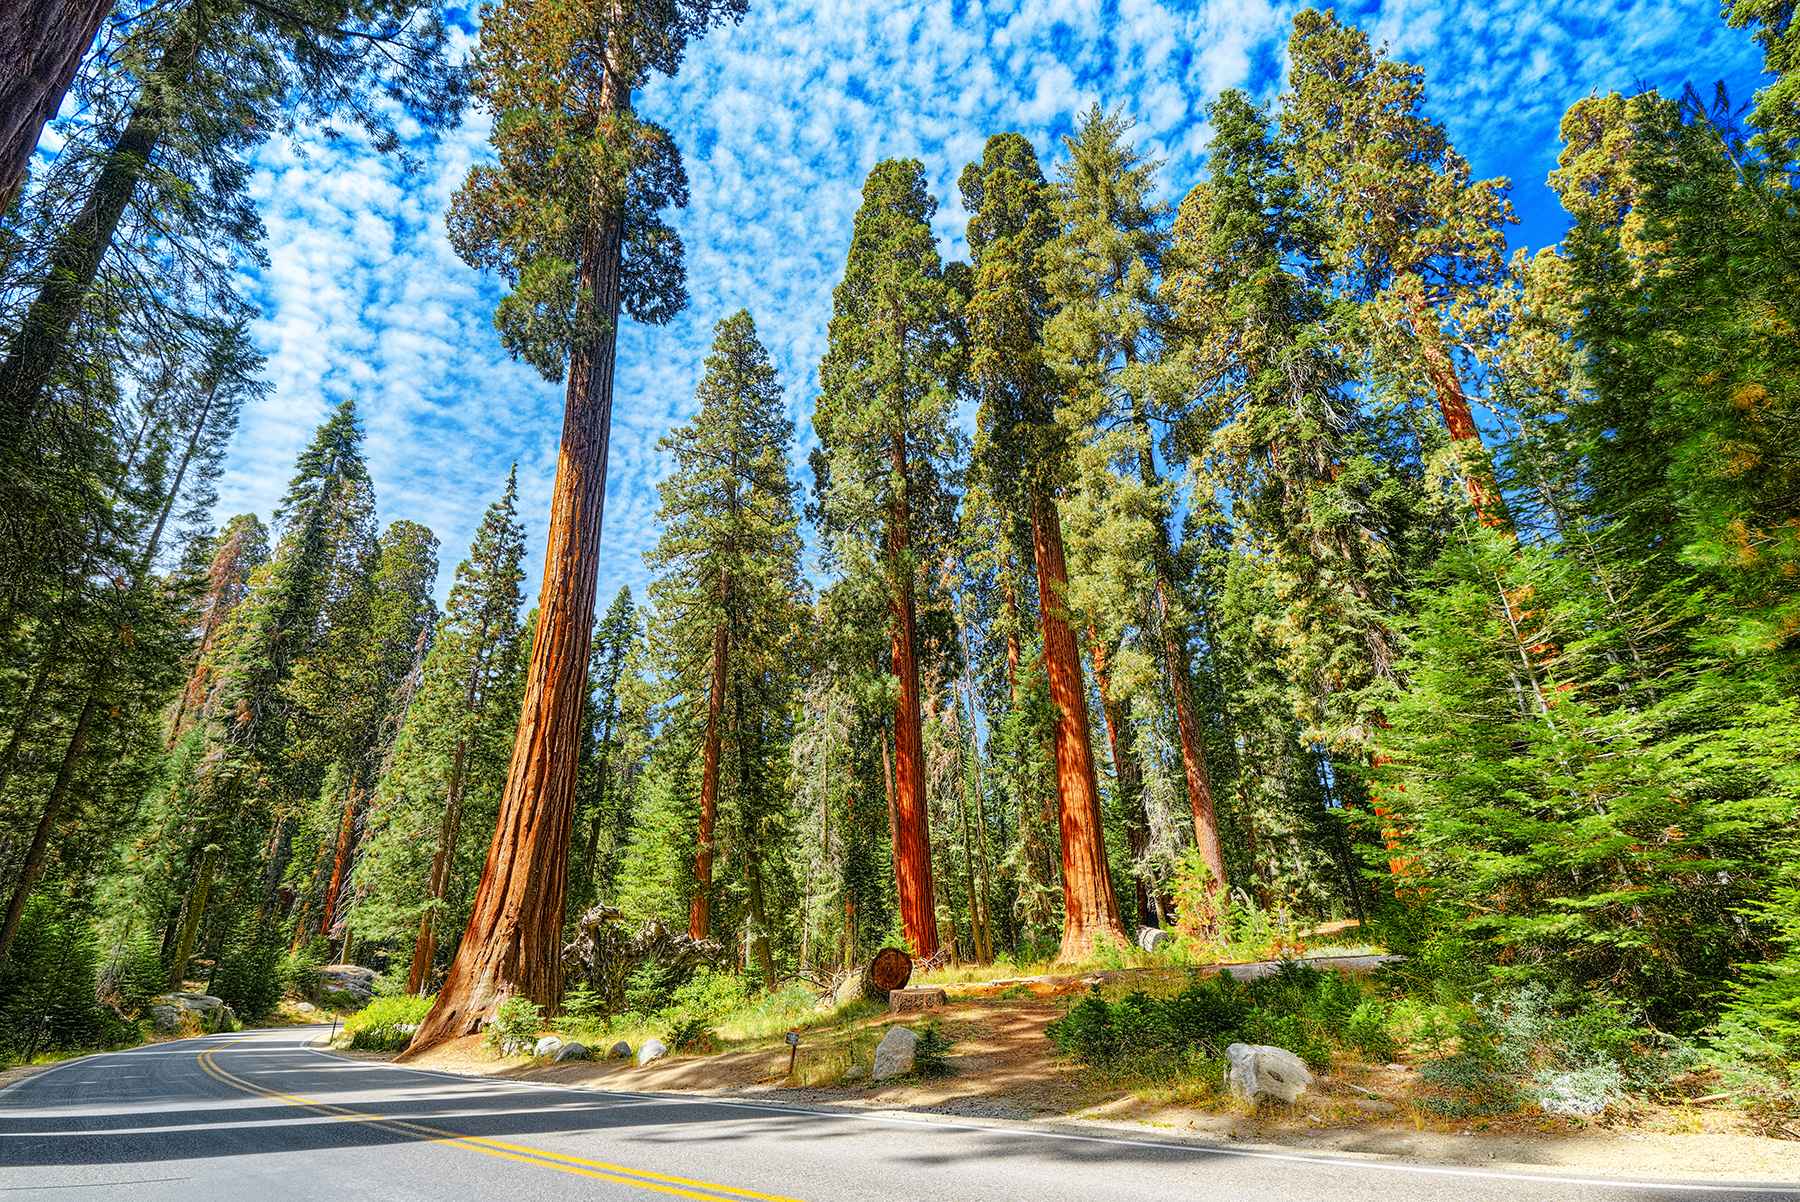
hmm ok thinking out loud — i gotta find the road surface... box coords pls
[2,1027,1793,1201]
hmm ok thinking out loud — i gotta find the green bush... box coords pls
[914,1021,955,1076]
[1344,999,1398,1061]
[0,898,134,1063]
[484,996,543,1054]
[666,1014,716,1053]
[343,994,434,1051]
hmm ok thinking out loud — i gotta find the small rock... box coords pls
[533,1035,564,1059]
[636,1038,667,1066]
[1224,1042,1314,1105]
[1352,1098,1397,1116]
[553,1042,590,1063]
[833,972,868,1010]
[293,1001,318,1015]
[872,1026,919,1081]
[609,1040,632,1059]
[841,1064,868,1082]
[1136,926,1170,953]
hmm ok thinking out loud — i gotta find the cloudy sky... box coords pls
[214,0,1768,607]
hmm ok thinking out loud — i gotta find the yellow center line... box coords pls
[195,1043,803,1202]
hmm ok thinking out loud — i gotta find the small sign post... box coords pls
[785,1029,800,1077]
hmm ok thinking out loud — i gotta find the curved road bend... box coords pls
[2,1027,1793,1201]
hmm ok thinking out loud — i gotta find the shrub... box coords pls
[1344,999,1398,1062]
[484,996,543,1055]
[914,1021,955,1076]
[666,1014,716,1053]
[343,994,434,1051]
[0,897,133,1063]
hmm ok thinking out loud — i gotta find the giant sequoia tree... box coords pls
[813,160,964,961]
[962,133,1127,960]
[411,0,745,1050]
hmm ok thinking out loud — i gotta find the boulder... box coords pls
[888,987,947,1015]
[841,1063,868,1082]
[872,1026,919,1081]
[636,1038,667,1066]
[553,1042,590,1063]
[533,1036,564,1059]
[314,964,376,1006]
[150,992,232,1034]
[1224,1042,1313,1105]
[608,1040,632,1060]
[1136,926,1170,954]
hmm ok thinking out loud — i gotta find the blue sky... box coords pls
[209,0,1768,608]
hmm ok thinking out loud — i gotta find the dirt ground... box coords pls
[395,995,1800,1184]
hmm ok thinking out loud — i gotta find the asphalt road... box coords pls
[2,1027,1794,1201]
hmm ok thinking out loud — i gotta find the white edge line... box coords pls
[267,1027,1800,1197]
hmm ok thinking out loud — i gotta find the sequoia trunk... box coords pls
[404,73,629,1055]
[1030,492,1125,961]
[887,437,939,959]
[688,620,728,940]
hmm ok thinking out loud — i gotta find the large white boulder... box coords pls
[533,1035,564,1059]
[1224,1042,1313,1105]
[1136,927,1170,953]
[872,1026,919,1081]
[636,1038,667,1066]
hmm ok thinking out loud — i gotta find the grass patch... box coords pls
[339,994,433,1052]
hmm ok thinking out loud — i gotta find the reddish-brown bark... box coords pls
[886,438,939,960]
[318,786,360,935]
[688,620,728,940]
[1156,577,1228,892]
[1088,630,1153,927]
[404,69,628,1056]
[1030,492,1126,961]
[0,0,112,211]
[1403,282,1513,533]
[406,742,468,994]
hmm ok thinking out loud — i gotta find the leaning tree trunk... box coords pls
[0,0,113,212]
[688,619,728,939]
[406,743,466,993]
[1030,491,1126,961]
[166,843,218,988]
[887,438,939,960]
[0,18,199,433]
[403,93,629,1059]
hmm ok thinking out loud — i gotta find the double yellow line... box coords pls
[195,1042,803,1202]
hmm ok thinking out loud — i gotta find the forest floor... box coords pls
[380,976,1799,1184]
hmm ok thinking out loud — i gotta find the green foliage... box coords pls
[913,1021,955,1076]
[484,996,543,1055]
[343,994,435,1052]
[0,899,132,1063]
[211,917,289,1021]
[666,1014,717,1053]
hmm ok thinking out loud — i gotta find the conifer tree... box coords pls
[814,159,964,960]
[1046,104,1227,899]
[413,0,744,1051]
[572,586,640,911]
[962,132,1126,960]
[648,311,801,945]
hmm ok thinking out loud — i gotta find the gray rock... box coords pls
[608,1040,632,1059]
[872,1026,918,1081]
[833,971,867,1010]
[1136,926,1171,953]
[636,1038,667,1066]
[314,964,376,1005]
[533,1035,564,1059]
[1352,1098,1397,1116]
[149,1004,183,1033]
[150,992,231,1033]
[1225,1042,1313,1104]
[553,1041,590,1063]
[841,1064,868,1082]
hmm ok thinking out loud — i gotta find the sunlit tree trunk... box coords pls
[404,63,628,1055]
[688,618,728,939]
[1030,492,1125,960]
[319,784,361,935]
[887,436,939,959]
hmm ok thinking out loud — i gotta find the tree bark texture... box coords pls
[405,91,627,1053]
[166,843,218,988]
[1030,491,1126,961]
[1402,282,1513,533]
[1157,577,1227,891]
[688,620,728,940]
[318,785,361,936]
[0,0,112,212]
[886,438,939,959]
